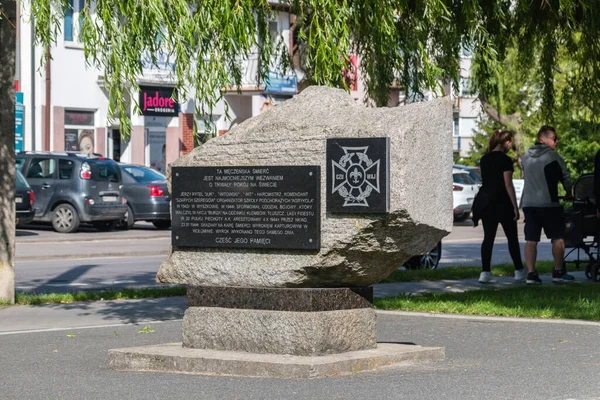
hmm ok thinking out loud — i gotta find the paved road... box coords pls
[6,221,600,399]
[1,302,600,400]
[15,219,592,293]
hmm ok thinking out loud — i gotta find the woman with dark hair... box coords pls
[475,129,526,283]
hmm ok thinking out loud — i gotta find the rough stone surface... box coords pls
[108,342,445,378]
[182,307,377,356]
[157,86,453,288]
[186,286,373,311]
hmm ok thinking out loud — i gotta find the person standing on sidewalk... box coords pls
[474,129,526,283]
[522,125,573,285]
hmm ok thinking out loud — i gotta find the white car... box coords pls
[453,168,479,221]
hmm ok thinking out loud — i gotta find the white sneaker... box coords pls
[479,271,497,283]
[514,268,527,282]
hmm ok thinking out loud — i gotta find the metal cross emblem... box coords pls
[331,146,381,207]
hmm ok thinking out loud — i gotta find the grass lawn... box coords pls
[1,286,186,306]
[374,283,600,321]
[381,261,556,283]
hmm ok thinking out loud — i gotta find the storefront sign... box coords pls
[171,166,321,250]
[15,92,24,152]
[65,110,95,126]
[265,71,297,95]
[326,138,390,213]
[139,86,178,117]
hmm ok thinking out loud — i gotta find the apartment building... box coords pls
[15,2,297,170]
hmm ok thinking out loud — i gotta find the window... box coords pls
[453,172,475,185]
[59,159,74,180]
[269,21,279,44]
[64,0,85,43]
[460,118,478,137]
[459,43,474,58]
[453,117,459,137]
[459,77,476,97]
[16,158,24,171]
[27,158,56,179]
[64,110,96,155]
[91,161,120,182]
[122,166,166,183]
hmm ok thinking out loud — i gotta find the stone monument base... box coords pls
[108,287,445,378]
[108,342,445,379]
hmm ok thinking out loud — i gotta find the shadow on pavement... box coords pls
[15,229,39,237]
[44,296,185,324]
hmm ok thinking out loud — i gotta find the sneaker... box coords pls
[514,268,527,282]
[479,271,497,283]
[526,272,542,285]
[552,269,575,283]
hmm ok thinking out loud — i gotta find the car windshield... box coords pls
[122,166,166,183]
[453,172,475,185]
[90,161,120,182]
[15,170,29,189]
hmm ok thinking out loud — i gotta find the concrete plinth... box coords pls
[183,307,376,355]
[109,342,445,379]
[182,286,377,356]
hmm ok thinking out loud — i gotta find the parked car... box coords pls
[116,164,171,230]
[15,169,35,226]
[403,241,442,270]
[453,164,481,185]
[16,152,127,233]
[453,168,479,221]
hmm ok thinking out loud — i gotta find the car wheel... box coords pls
[405,242,442,270]
[52,204,80,233]
[116,205,135,230]
[93,220,116,232]
[454,212,469,222]
[152,220,171,230]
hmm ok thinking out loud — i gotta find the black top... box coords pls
[479,151,514,215]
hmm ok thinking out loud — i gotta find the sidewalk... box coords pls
[373,270,589,297]
[1,270,591,334]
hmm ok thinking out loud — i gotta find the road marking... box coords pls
[377,310,600,327]
[0,319,182,336]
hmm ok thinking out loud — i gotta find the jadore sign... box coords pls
[139,86,179,117]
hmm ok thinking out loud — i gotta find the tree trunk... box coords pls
[0,1,17,303]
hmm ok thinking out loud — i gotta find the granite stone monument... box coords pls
[109,86,452,378]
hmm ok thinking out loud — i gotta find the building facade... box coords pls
[16,2,297,171]
[452,52,483,158]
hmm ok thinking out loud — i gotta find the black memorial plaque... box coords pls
[172,166,320,250]
[326,137,389,213]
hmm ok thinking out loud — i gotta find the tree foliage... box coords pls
[472,43,600,179]
[24,0,600,138]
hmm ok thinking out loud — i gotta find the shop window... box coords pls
[64,110,96,155]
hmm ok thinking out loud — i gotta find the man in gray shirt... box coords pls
[522,125,573,284]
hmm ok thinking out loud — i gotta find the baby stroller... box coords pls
[562,173,600,280]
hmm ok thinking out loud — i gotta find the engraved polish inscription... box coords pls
[172,166,321,250]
